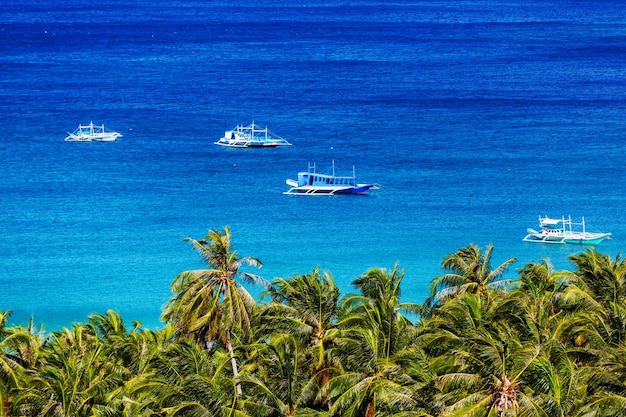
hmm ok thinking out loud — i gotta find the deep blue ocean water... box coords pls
[2,0,626,331]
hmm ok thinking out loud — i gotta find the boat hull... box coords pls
[562,236,610,245]
[94,134,120,142]
[214,140,287,148]
[523,230,611,245]
[523,236,610,245]
[284,180,376,196]
[247,142,279,148]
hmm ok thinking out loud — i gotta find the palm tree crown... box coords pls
[426,243,517,310]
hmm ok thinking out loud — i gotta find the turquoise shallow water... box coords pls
[1,0,626,331]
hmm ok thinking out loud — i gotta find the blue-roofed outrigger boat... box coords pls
[284,161,378,195]
[523,215,611,245]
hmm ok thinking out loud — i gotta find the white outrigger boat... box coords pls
[523,215,611,245]
[65,122,122,142]
[284,162,378,195]
[214,122,291,148]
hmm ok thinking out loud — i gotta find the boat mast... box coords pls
[582,216,586,237]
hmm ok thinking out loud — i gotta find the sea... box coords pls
[2,0,626,332]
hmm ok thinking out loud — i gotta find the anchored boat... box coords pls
[65,122,122,142]
[523,215,611,245]
[284,161,378,195]
[214,122,291,148]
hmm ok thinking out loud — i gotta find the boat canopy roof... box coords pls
[540,217,563,225]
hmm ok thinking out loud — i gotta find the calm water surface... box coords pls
[1,0,625,330]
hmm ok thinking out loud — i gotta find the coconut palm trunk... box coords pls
[225,328,242,397]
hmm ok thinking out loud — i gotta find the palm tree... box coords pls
[260,268,341,373]
[320,265,427,416]
[321,325,428,417]
[426,244,517,311]
[578,342,626,416]
[162,226,268,397]
[569,249,626,305]
[88,310,173,374]
[524,343,587,417]
[495,260,575,347]
[257,268,345,413]
[16,323,123,416]
[569,249,626,346]
[0,310,42,417]
[87,314,179,417]
[420,260,596,417]
[418,292,494,358]
[239,333,318,416]
[1,310,21,417]
[342,264,422,360]
[436,329,543,417]
[150,340,232,416]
